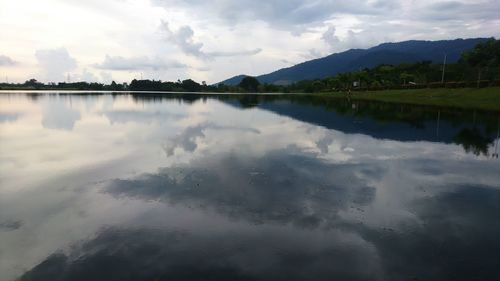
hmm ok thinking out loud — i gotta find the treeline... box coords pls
[0,78,221,92]
[128,79,217,92]
[1,39,499,93]
[0,79,127,91]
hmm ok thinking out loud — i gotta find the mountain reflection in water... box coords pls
[0,92,499,281]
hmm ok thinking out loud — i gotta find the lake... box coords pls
[1,92,499,281]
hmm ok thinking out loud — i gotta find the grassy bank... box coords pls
[315,87,500,111]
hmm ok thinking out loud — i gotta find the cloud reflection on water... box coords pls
[0,93,499,281]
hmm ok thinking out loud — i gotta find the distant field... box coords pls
[316,87,500,111]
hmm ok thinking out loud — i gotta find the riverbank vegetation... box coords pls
[316,87,500,111]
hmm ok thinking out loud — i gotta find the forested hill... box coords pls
[220,38,489,85]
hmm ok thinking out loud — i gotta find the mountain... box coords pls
[219,38,489,85]
[218,75,247,86]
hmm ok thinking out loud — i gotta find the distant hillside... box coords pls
[218,75,247,86]
[219,38,489,85]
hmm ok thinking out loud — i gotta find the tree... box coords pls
[24,79,43,89]
[181,79,201,92]
[239,76,260,92]
[400,73,413,85]
[109,81,123,91]
[461,38,500,87]
[311,80,325,92]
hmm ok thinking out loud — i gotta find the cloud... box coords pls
[160,21,263,60]
[99,71,114,83]
[207,48,263,58]
[322,25,340,49]
[95,55,187,71]
[78,68,99,82]
[35,48,77,82]
[0,220,22,231]
[421,1,500,21]
[19,225,381,281]
[105,149,377,226]
[41,98,81,130]
[160,21,205,58]
[152,0,387,31]
[103,110,186,125]
[0,55,16,66]
[0,112,21,123]
[153,0,499,31]
[163,122,260,156]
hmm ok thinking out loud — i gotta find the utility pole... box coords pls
[358,67,361,89]
[494,119,500,159]
[436,110,441,138]
[441,53,447,84]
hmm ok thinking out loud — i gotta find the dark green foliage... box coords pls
[453,128,492,156]
[128,79,216,92]
[24,79,44,89]
[238,76,260,92]
[461,38,500,68]
[461,38,500,86]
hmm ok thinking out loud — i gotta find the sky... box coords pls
[0,0,499,84]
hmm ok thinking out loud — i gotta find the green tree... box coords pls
[311,80,325,92]
[24,79,43,89]
[400,72,413,85]
[239,76,260,92]
[461,38,500,87]
[181,79,202,92]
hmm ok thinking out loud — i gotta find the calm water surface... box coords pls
[1,92,499,281]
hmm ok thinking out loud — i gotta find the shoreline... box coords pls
[2,87,499,111]
[309,87,500,111]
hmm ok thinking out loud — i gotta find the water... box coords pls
[1,92,499,281]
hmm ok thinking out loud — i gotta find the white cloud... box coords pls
[79,69,99,82]
[95,55,187,71]
[322,25,341,50]
[100,72,114,84]
[35,48,77,82]
[0,55,16,66]
[160,21,205,58]
[159,21,263,60]
[207,48,263,58]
